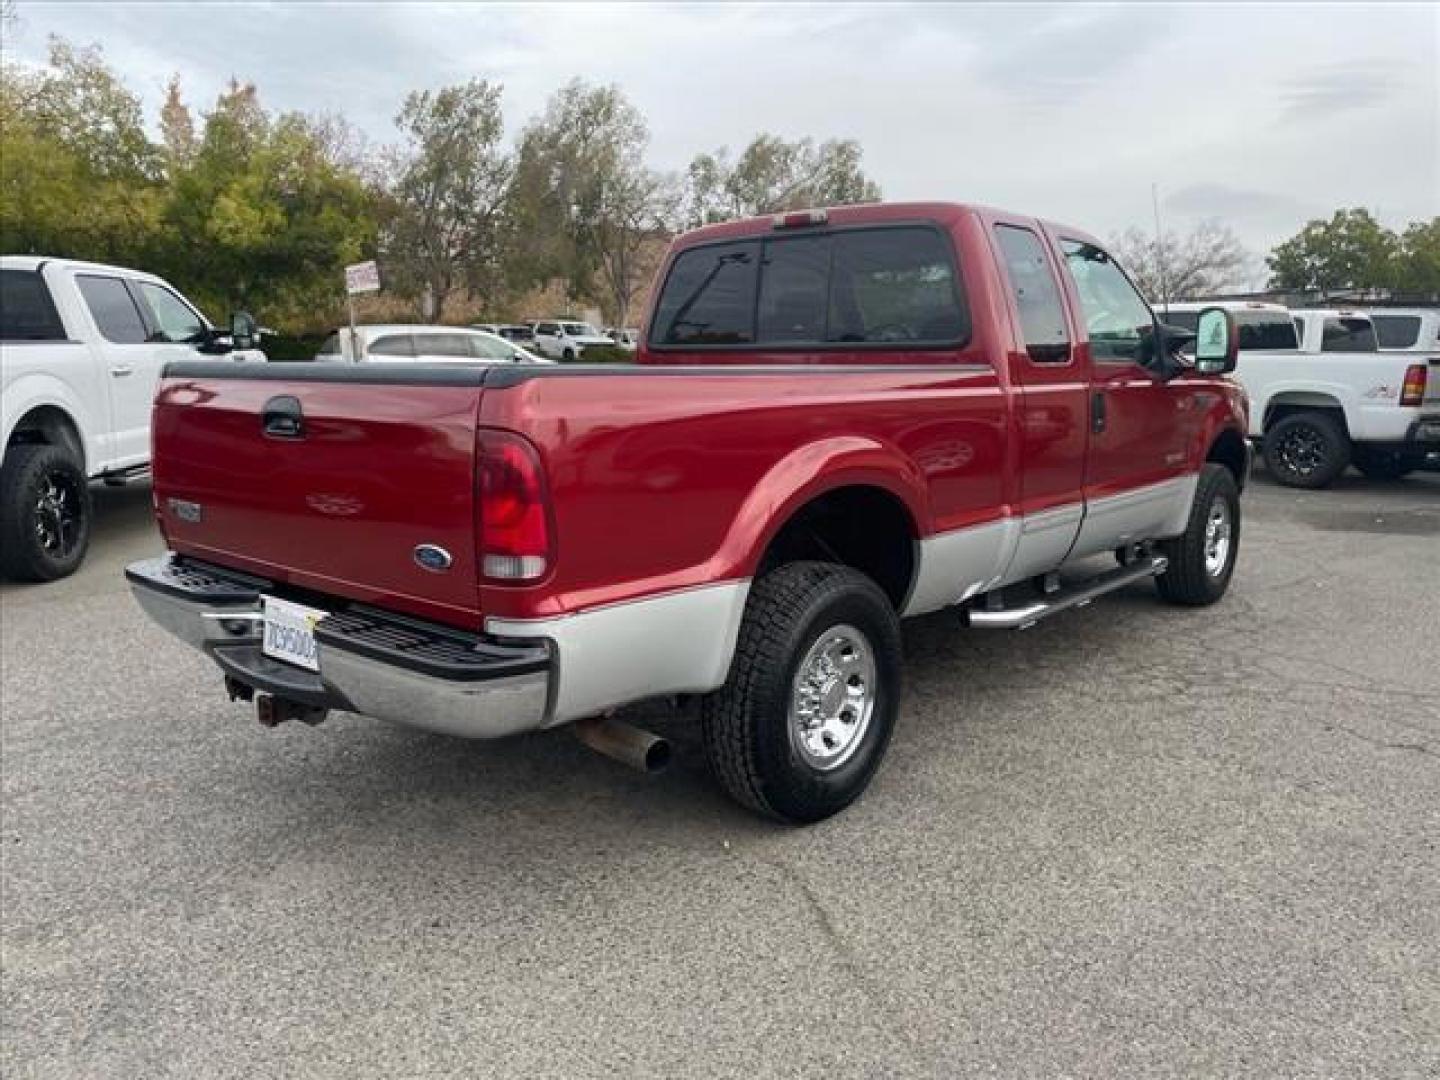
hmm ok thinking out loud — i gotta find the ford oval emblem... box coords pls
[413,544,453,573]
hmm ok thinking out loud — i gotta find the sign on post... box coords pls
[344,260,381,295]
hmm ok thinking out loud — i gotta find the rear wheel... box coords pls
[561,347,576,361]
[0,443,92,582]
[1262,412,1350,488]
[1155,464,1239,607]
[701,562,901,824]
[1352,447,1415,481]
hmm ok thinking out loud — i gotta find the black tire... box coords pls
[1352,447,1415,481]
[0,443,92,582]
[1262,411,1350,489]
[562,347,576,362]
[700,562,901,824]
[1155,464,1239,607]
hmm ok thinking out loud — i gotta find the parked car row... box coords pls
[1160,301,1439,487]
[315,324,550,365]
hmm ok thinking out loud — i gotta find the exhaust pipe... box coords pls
[573,715,671,774]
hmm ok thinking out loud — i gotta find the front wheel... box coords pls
[1155,464,1240,607]
[0,443,93,582]
[701,562,901,824]
[1262,412,1350,488]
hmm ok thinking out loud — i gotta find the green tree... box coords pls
[1392,218,1440,295]
[159,74,196,170]
[511,80,676,324]
[683,134,880,225]
[0,37,164,263]
[162,80,376,327]
[1266,208,1400,292]
[381,79,512,322]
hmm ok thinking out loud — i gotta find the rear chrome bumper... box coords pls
[126,556,552,739]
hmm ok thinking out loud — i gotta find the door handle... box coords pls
[1091,391,1107,434]
[110,364,135,377]
[262,395,305,439]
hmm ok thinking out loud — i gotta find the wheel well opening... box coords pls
[1263,397,1348,437]
[7,406,83,468]
[759,486,916,610]
[1206,428,1249,488]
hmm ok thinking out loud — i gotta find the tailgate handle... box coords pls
[262,395,304,439]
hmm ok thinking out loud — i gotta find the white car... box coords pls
[315,324,550,364]
[1,255,265,581]
[529,320,614,360]
[1163,301,1439,485]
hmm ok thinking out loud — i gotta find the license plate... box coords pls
[261,596,328,672]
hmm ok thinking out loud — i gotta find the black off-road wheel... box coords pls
[1155,464,1239,607]
[1262,412,1350,489]
[0,443,93,582]
[701,562,902,824]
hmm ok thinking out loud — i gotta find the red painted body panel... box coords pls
[152,379,485,628]
[148,201,1248,631]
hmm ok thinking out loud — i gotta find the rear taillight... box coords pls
[1400,364,1427,407]
[477,430,551,583]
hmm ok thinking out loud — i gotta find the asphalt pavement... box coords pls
[3,469,1438,1079]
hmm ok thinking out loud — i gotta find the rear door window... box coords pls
[0,268,66,340]
[1373,315,1422,349]
[652,241,760,346]
[1321,318,1377,352]
[993,225,1069,362]
[368,334,414,357]
[77,274,148,344]
[1237,317,1299,351]
[412,333,476,358]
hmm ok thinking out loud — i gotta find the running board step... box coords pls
[967,555,1168,631]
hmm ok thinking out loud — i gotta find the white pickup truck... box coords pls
[1163,302,1440,486]
[1,256,264,581]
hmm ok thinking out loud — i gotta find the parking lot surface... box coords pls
[3,470,1438,1079]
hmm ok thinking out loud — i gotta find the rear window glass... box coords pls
[1373,314,1422,349]
[316,332,342,357]
[993,225,1069,361]
[77,274,148,344]
[1321,318,1377,352]
[0,268,66,340]
[651,226,968,349]
[652,241,759,346]
[757,235,829,343]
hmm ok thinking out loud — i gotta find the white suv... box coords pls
[530,320,614,361]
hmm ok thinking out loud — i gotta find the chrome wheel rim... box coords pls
[789,623,876,771]
[1276,425,1326,477]
[34,472,82,559]
[1203,497,1232,577]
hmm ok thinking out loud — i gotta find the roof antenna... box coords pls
[1152,182,1171,316]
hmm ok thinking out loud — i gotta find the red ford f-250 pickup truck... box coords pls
[128,202,1250,823]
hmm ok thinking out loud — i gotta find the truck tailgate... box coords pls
[152,365,484,628]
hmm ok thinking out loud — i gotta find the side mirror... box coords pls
[230,311,258,351]
[1193,307,1239,374]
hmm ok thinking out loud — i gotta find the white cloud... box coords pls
[6,0,1436,263]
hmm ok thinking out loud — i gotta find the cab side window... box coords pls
[369,334,413,357]
[994,225,1070,363]
[137,282,206,344]
[1059,240,1154,363]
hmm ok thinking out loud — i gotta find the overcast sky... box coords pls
[6,2,1437,284]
